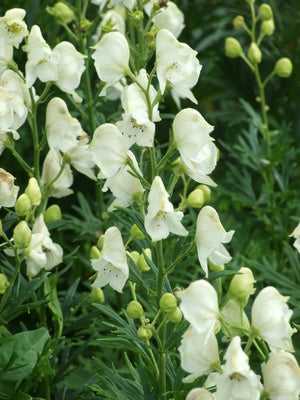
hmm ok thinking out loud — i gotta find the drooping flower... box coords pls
[179,326,220,383]
[263,351,300,400]
[91,226,129,292]
[173,108,218,186]
[144,176,188,241]
[156,28,201,103]
[177,279,219,340]
[251,286,296,353]
[0,8,28,48]
[0,168,19,208]
[195,206,234,277]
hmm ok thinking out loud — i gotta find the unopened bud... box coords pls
[90,287,105,303]
[44,204,62,224]
[97,235,104,250]
[229,267,256,305]
[15,193,31,216]
[247,42,262,63]
[127,300,143,319]
[258,4,273,20]
[167,307,182,323]
[233,15,245,30]
[90,245,101,259]
[187,189,204,208]
[137,325,152,340]
[137,248,152,272]
[196,184,211,203]
[275,57,293,78]
[159,293,177,312]
[13,221,31,249]
[261,18,275,36]
[47,2,75,24]
[25,177,41,206]
[0,273,9,294]
[127,250,140,265]
[225,37,243,58]
[221,299,250,336]
[130,224,145,240]
[186,388,215,400]
[131,10,144,22]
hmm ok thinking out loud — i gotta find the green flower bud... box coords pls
[127,250,140,265]
[229,267,256,305]
[0,273,9,294]
[47,2,75,24]
[208,260,224,272]
[233,15,245,30]
[196,184,211,203]
[97,235,104,250]
[137,325,152,340]
[131,10,144,22]
[247,42,262,63]
[44,204,62,224]
[167,307,182,323]
[15,193,31,216]
[13,221,31,249]
[159,293,177,313]
[90,287,105,303]
[258,4,273,20]
[80,18,92,32]
[25,177,41,206]
[261,18,275,36]
[130,224,145,240]
[127,300,143,319]
[225,37,243,58]
[187,189,204,208]
[90,245,101,259]
[137,249,152,272]
[275,57,293,78]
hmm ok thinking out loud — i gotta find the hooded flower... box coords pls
[91,226,129,292]
[173,108,218,186]
[144,176,188,241]
[251,286,296,353]
[0,8,28,48]
[0,37,13,75]
[156,28,201,103]
[0,168,19,208]
[196,206,234,277]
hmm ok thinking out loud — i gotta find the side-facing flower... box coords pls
[0,168,19,208]
[251,286,296,353]
[0,37,13,75]
[156,28,201,103]
[0,8,28,48]
[196,206,234,277]
[144,176,188,241]
[91,226,129,292]
[173,108,218,186]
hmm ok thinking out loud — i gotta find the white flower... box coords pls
[177,279,219,340]
[144,176,188,241]
[185,388,214,400]
[0,168,19,208]
[221,299,250,338]
[179,326,219,383]
[92,32,130,95]
[196,206,234,277]
[289,221,300,254]
[156,28,201,103]
[109,0,136,10]
[0,37,13,75]
[0,8,28,48]
[41,150,73,198]
[93,9,126,42]
[251,286,296,353]
[91,226,129,292]
[25,214,63,277]
[213,336,263,400]
[173,108,218,186]
[263,351,300,400]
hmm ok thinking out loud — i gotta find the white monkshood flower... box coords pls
[213,336,263,400]
[0,8,28,48]
[221,299,250,338]
[0,37,13,75]
[25,25,58,88]
[91,226,129,292]
[185,388,215,400]
[92,32,130,95]
[177,280,219,340]
[196,206,234,277]
[144,176,188,241]
[145,1,185,39]
[0,168,19,208]
[116,69,160,148]
[109,0,136,10]
[41,150,73,198]
[173,108,218,186]
[156,28,201,103]
[179,326,220,383]
[263,351,300,400]
[26,214,63,277]
[289,221,300,254]
[93,9,126,42]
[251,286,296,353]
